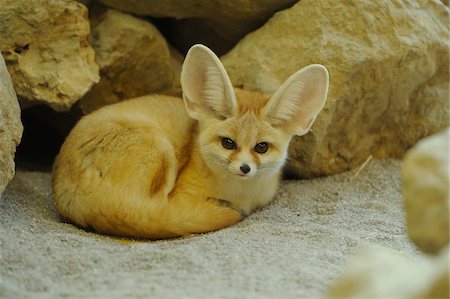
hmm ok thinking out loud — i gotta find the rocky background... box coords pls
[0,0,449,297]
[0,0,448,181]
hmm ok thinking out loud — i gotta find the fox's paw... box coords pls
[207,197,248,217]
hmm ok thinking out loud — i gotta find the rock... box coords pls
[0,0,99,112]
[98,0,297,55]
[0,54,23,198]
[221,0,450,177]
[326,246,449,299]
[97,0,296,21]
[79,8,175,114]
[402,128,449,254]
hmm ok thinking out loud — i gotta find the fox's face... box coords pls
[181,45,329,180]
[197,89,291,179]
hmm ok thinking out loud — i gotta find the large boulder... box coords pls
[97,0,296,21]
[97,0,297,55]
[221,0,449,177]
[402,128,449,254]
[79,8,175,114]
[0,0,99,112]
[0,54,23,197]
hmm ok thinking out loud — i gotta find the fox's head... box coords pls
[180,45,329,180]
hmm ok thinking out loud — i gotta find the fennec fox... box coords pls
[52,44,329,239]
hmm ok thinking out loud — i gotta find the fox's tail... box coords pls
[76,190,243,239]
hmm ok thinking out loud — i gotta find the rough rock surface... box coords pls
[97,0,296,21]
[79,9,174,114]
[0,0,99,112]
[0,54,23,198]
[326,246,449,299]
[222,0,450,177]
[402,128,449,254]
[98,0,297,55]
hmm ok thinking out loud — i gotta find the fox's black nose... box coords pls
[240,163,251,174]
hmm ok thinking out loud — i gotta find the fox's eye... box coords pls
[221,137,237,150]
[254,142,269,154]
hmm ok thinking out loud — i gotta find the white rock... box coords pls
[326,246,449,299]
[402,128,450,254]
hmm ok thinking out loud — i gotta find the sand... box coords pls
[0,159,421,299]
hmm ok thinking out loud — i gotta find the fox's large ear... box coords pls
[180,44,237,120]
[262,64,329,136]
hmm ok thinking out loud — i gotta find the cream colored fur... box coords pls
[52,44,329,239]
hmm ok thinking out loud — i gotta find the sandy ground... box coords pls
[0,159,421,299]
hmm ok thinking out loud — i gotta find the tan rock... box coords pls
[79,9,174,114]
[402,128,449,254]
[98,0,297,55]
[326,246,449,299]
[0,54,23,197]
[221,0,450,177]
[97,0,296,21]
[0,0,99,112]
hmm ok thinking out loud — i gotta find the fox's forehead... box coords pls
[234,88,270,116]
[221,111,276,146]
[215,88,274,145]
